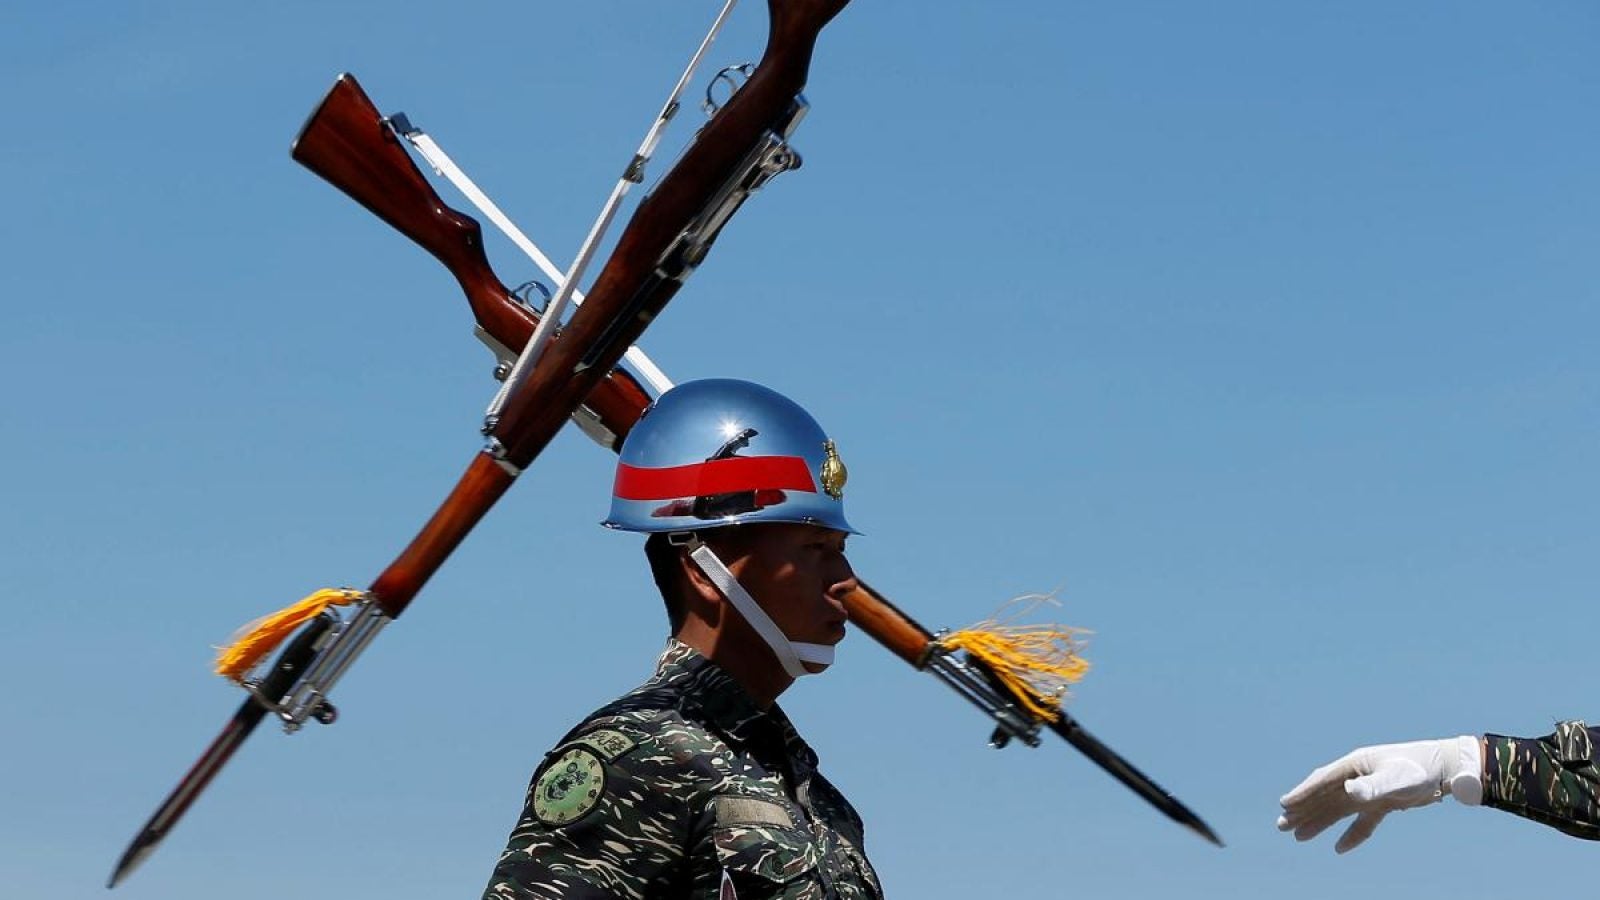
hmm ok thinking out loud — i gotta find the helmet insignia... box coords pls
[819,439,847,500]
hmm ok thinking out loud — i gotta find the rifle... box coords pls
[287,72,1224,847]
[109,0,854,887]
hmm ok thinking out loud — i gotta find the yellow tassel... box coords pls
[939,593,1090,723]
[213,588,365,682]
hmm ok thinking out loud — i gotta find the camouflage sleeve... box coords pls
[1482,720,1600,841]
[482,726,695,900]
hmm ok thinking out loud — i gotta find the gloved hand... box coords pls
[1276,736,1483,853]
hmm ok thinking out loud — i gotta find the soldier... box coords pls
[483,378,883,900]
[1277,722,1600,851]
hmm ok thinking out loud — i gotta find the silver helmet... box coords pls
[603,378,854,534]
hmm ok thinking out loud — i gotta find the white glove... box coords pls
[1276,736,1483,853]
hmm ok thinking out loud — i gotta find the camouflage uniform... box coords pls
[484,640,884,900]
[1483,720,1600,840]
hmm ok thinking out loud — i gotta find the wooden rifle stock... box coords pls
[290,74,652,448]
[839,581,939,666]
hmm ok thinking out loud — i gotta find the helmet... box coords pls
[604,378,856,534]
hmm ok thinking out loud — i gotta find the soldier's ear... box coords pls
[678,547,726,609]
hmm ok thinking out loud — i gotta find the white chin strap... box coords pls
[684,538,833,679]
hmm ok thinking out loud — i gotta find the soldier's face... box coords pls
[716,523,856,670]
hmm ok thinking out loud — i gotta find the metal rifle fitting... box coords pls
[920,638,1044,750]
[666,97,809,274]
[237,601,392,732]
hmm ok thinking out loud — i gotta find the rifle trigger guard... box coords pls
[512,280,553,314]
[702,63,756,118]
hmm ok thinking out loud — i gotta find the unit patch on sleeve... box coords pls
[532,746,607,826]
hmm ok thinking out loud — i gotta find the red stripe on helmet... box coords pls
[614,456,817,501]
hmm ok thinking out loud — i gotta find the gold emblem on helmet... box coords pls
[820,439,847,499]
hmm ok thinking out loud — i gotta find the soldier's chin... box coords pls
[801,659,833,675]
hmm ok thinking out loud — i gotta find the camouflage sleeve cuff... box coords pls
[1482,720,1600,841]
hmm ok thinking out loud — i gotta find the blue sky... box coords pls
[3,2,1597,898]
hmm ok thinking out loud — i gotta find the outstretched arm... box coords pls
[1278,720,1600,852]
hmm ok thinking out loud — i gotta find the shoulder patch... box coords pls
[713,795,795,829]
[533,746,606,826]
[571,728,639,762]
